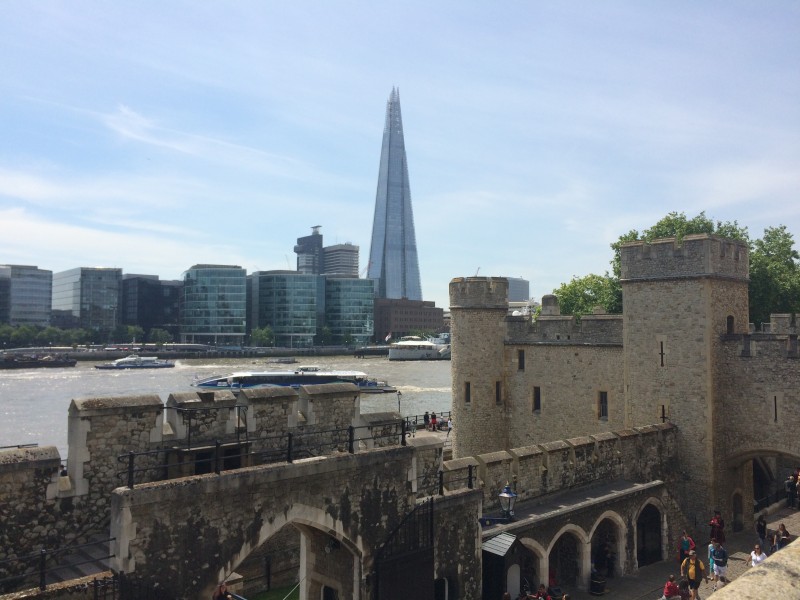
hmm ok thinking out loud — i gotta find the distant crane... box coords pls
[474,267,480,277]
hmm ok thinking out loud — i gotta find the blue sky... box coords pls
[1,2,798,309]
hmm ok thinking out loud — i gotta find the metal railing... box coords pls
[0,537,114,593]
[116,420,409,489]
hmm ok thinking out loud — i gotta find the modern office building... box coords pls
[180,265,246,346]
[324,277,374,345]
[294,226,324,275]
[367,88,422,301]
[323,243,359,277]
[52,267,122,332]
[373,298,443,342]
[506,277,530,302]
[121,275,181,338]
[250,271,324,348]
[0,265,52,327]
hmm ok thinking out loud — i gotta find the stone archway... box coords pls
[547,525,589,591]
[588,511,627,578]
[636,503,662,567]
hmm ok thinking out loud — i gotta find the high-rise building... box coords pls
[294,226,324,275]
[52,267,122,332]
[506,277,530,302]
[0,265,52,327]
[323,243,359,277]
[367,88,422,301]
[180,265,246,346]
[324,277,374,345]
[121,275,181,338]
[250,271,324,348]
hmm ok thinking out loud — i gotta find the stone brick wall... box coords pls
[443,424,678,511]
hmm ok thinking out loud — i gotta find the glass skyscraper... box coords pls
[0,265,52,327]
[52,267,121,332]
[367,88,422,301]
[180,265,246,346]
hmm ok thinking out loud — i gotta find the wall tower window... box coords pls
[727,315,734,334]
[518,349,525,371]
[464,382,471,404]
[533,386,541,413]
[598,391,608,421]
[495,381,502,405]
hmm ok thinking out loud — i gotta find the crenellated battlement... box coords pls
[449,276,509,309]
[619,234,749,282]
[443,423,676,507]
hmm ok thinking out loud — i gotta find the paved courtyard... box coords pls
[564,504,800,600]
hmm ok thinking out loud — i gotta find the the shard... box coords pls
[367,88,422,301]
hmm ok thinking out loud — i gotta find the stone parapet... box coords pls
[619,234,749,282]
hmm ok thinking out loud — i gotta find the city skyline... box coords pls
[1,2,799,310]
[368,88,423,301]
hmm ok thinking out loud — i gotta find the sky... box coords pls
[1,2,799,310]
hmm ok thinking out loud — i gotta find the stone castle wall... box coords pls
[443,423,677,510]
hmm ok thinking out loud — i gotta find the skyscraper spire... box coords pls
[367,88,422,301]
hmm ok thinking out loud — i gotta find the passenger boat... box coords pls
[95,355,175,370]
[0,354,77,369]
[192,365,397,393]
[387,334,451,361]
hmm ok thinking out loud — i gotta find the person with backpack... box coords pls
[680,550,707,600]
[710,541,729,591]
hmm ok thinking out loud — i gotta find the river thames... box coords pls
[0,356,452,459]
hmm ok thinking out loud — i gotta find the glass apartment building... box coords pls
[52,267,122,332]
[181,265,246,347]
[250,271,324,348]
[324,277,374,345]
[0,265,52,327]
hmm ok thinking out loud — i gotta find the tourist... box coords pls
[423,411,430,430]
[678,579,691,600]
[708,509,725,544]
[785,473,797,509]
[212,581,233,600]
[678,530,695,564]
[755,514,768,551]
[710,540,729,590]
[776,523,791,550]
[750,543,767,567]
[502,593,511,600]
[706,538,716,585]
[531,584,551,599]
[430,412,438,431]
[680,549,707,600]
[662,574,681,600]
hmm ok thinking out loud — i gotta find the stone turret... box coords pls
[620,234,749,525]
[449,277,509,458]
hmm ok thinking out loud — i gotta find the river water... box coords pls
[0,356,452,459]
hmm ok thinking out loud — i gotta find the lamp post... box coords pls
[396,390,402,413]
[499,482,517,520]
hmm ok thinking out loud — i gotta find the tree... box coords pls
[748,225,800,326]
[250,326,274,347]
[315,325,332,347]
[127,326,145,344]
[148,328,173,345]
[552,274,621,319]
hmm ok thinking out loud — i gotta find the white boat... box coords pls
[95,355,175,370]
[192,365,397,393]
[388,335,451,361]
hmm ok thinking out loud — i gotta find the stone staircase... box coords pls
[45,535,113,584]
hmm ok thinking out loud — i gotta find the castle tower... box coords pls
[620,234,749,526]
[449,277,509,458]
[367,88,422,301]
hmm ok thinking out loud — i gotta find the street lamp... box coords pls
[499,482,517,520]
[396,390,402,413]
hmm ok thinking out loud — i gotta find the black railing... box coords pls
[0,537,114,593]
[117,421,408,489]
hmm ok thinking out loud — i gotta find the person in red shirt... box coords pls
[662,574,681,600]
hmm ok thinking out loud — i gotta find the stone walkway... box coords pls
[562,505,800,600]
